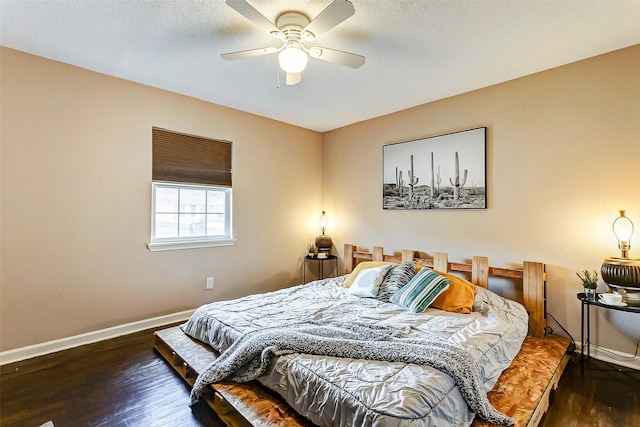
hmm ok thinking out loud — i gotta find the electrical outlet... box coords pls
[206,277,214,290]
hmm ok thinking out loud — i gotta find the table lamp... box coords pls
[601,210,640,293]
[315,211,332,255]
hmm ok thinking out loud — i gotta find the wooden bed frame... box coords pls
[154,244,571,427]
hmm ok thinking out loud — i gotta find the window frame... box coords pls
[147,182,235,252]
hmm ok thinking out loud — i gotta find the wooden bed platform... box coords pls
[154,244,571,427]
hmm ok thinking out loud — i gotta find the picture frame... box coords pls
[383,127,487,210]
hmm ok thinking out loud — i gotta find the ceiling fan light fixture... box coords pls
[223,1,364,82]
[278,46,308,73]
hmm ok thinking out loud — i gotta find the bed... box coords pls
[154,244,571,427]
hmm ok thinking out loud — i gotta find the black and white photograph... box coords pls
[383,127,487,210]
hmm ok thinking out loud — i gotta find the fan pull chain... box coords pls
[276,61,281,90]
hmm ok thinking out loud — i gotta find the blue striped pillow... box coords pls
[390,268,452,312]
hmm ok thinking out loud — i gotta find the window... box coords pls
[148,128,234,251]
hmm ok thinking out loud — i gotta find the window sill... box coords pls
[147,238,236,252]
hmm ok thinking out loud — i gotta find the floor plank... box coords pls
[539,356,640,427]
[2,326,638,427]
[0,325,225,427]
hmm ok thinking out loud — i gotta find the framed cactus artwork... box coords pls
[383,127,486,210]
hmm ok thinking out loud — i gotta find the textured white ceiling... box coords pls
[2,1,639,132]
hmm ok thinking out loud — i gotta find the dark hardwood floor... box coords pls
[540,355,640,427]
[1,326,638,427]
[0,324,225,427]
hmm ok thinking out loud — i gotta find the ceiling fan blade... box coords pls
[286,72,302,86]
[308,47,365,69]
[302,0,355,39]
[221,47,279,61]
[225,0,281,35]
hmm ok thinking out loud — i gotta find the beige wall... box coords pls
[2,45,639,357]
[323,45,640,356]
[1,48,323,351]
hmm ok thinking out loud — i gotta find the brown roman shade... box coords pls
[152,127,232,187]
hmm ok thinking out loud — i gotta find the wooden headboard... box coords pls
[344,244,547,338]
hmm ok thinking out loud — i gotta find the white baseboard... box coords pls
[0,309,195,366]
[576,343,640,371]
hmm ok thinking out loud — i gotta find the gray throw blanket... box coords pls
[189,321,515,426]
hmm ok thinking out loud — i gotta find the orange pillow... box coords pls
[430,271,477,314]
[342,261,396,287]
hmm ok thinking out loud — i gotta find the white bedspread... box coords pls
[181,276,528,427]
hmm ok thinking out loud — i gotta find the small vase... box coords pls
[584,288,596,301]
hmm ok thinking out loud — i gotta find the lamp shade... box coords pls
[320,211,328,235]
[278,47,308,73]
[613,210,634,257]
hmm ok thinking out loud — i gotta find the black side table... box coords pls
[303,255,338,283]
[577,292,640,359]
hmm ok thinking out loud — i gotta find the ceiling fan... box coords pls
[222,0,365,86]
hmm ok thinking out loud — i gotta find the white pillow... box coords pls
[347,264,393,298]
